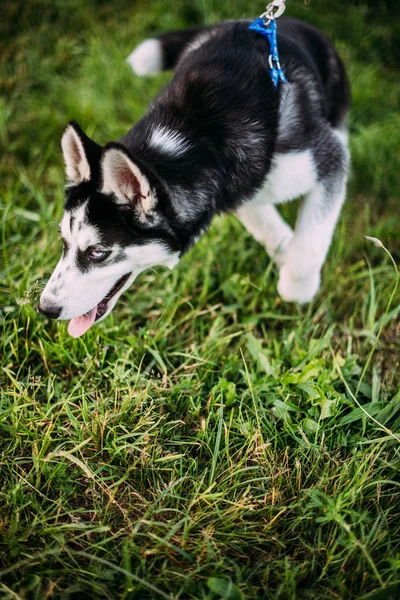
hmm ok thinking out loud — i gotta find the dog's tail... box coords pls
[126,26,212,76]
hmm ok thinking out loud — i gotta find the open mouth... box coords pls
[95,273,131,321]
[68,272,131,338]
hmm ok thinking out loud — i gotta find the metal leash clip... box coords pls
[248,0,288,88]
[260,0,286,24]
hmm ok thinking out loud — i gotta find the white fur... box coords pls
[40,201,179,321]
[126,39,163,76]
[181,32,214,60]
[237,140,349,303]
[236,149,316,266]
[277,267,321,304]
[236,203,293,268]
[263,150,317,204]
[40,145,181,321]
[125,242,179,271]
[149,125,190,157]
[333,128,349,145]
[61,125,91,183]
[41,253,131,321]
[277,178,347,302]
[60,202,101,250]
[59,211,72,244]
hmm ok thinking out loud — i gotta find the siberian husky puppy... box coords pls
[39,18,350,337]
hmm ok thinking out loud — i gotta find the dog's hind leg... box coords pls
[236,202,294,268]
[277,133,350,304]
[126,26,213,75]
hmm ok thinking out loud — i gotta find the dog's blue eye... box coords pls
[89,249,110,261]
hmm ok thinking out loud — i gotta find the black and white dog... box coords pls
[39,18,350,338]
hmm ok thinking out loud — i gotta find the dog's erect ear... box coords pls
[61,121,102,184]
[101,145,157,216]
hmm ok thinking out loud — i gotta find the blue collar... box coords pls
[249,17,288,88]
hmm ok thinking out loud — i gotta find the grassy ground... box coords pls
[1,0,400,598]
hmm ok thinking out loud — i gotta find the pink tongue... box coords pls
[68,308,97,338]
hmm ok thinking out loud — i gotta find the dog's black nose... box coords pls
[38,302,61,319]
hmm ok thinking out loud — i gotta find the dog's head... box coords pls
[38,122,180,337]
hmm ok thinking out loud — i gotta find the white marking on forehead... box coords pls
[60,201,100,250]
[72,202,88,230]
[149,125,190,157]
[76,221,101,250]
[60,212,72,243]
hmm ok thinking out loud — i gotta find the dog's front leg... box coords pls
[277,172,348,304]
[236,202,294,268]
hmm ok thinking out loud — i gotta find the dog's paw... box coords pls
[126,39,162,76]
[277,266,320,304]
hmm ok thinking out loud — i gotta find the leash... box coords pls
[249,1,288,88]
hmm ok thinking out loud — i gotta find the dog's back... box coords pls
[127,17,350,131]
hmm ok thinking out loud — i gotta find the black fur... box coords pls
[64,18,350,257]
[150,25,214,70]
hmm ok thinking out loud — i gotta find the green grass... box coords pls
[1,0,400,598]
